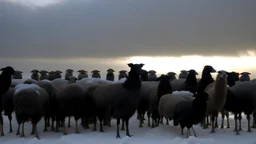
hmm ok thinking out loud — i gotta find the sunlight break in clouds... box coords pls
[127,50,256,74]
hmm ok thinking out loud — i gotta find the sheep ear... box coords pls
[139,63,144,68]
[248,73,251,75]
[127,63,134,67]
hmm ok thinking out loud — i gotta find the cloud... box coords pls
[1,0,256,59]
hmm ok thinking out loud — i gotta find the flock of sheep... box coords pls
[0,64,255,140]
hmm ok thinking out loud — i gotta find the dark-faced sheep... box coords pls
[0,66,15,136]
[171,69,198,94]
[55,83,85,135]
[39,70,49,80]
[55,70,62,79]
[48,71,55,81]
[141,69,148,81]
[196,65,216,95]
[78,70,88,80]
[65,69,74,80]
[118,70,128,80]
[91,70,101,79]
[148,70,157,81]
[12,71,23,79]
[106,69,115,81]
[204,70,227,133]
[167,72,177,81]
[67,76,77,84]
[31,69,39,81]
[239,72,251,81]
[93,63,144,138]
[179,70,188,79]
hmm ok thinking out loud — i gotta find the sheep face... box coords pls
[180,70,187,73]
[217,70,228,80]
[167,72,176,77]
[119,70,127,73]
[148,70,156,74]
[107,69,115,73]
[241,72,251,76]
[31,70,39,74]
[0,66,15,75]
[203,65,216,73]
[188,69,198,75]
[127,63,144,75]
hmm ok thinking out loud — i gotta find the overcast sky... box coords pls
[1,0,255,59]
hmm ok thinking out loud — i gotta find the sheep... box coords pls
[167,72,177,81]
[65,69,74,80]
[55,83,85,135]
[228,80,256,134]
[2,87,15,133]
[106,69,115,81]
[13,83,46,139]
[196,65,216,95]
[173,92,209,138]
[91,70,101,79]
[34,81,57,131]
[11,79,25,87]
[78,70,88,80]
[239,72,251,81]
[137,81,159,127]
[231,71,240,81]
[178,70,188,79]
[171,69,198,94]
[93,63,144,138]
[12,70,23,79]
[31,69,39,81]
[158,91,194,123]
[147,75,172,128]
[118,70,128,80]
[48,71,55,81]
[148,70,157,81]
[54,70,62,79]
[39,70,49,80]
[0,66,15,136]
[141,69,148,81]
[204,70,228,133]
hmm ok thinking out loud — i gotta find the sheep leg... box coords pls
[93,118,97,131]
[214,115,219,128]
[139,114,143,128]
[159,116,163,124]
[116,118,121,139]
[152,118,155,128]
[238,113,243,131]
[0,115,4,136]
[220,111,225,129]
[234,114,240,135]
[191,126,197,137]
[31,123,35,135]
[51,118,55,131]
[63,121,68,135]
[68,116,71,128]
[186,128,191,138]
[43,117,48,132]
[55,120,59,132]
[203,115,208,129]
[166,117,169,125]
[180,126,184,135]
[210,114,216,133]
[147,112,151,127]
[84,118,89,129]
[8,115,13,133]
[121,119,125,131]
[75,119,80,133]
[226,112,230,128]
[125,118,132,137]
[20,122,25,137]
[207,116,210,126]
[16,123,21,135]
[34,123,40,139]
[252,110,256,128]
[246,115,252,132]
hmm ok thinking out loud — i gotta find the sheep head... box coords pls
[0,66,15,75]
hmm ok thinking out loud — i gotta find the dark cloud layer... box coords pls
[1,0,256,59]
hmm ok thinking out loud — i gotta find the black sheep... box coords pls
[106,69,115,81]
[2,87,15,133]
[173,92,209,138]
[0,66,15,136]
[196,65,216,95]
[184,69,198,94]
[31,69,39,81]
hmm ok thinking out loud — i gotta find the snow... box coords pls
[1,113,256,144]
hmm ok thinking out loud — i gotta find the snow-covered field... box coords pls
[1,113,256,144]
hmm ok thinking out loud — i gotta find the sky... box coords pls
[1,0,256,77]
